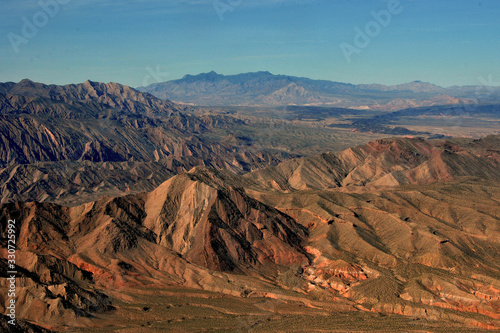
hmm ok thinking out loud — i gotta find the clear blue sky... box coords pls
[1,0,499,87]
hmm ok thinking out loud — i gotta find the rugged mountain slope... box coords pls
[0,80,295,205]
[0,160,177,206]
[4,79,182,118]
[241,137,500,329]
[1,136,499,331]
[139,71,487,109]
[0,167,311,329]
[251,180,500,329]
[247,136,500,191]
[140,167,309,271]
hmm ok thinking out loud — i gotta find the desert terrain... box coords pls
[0,79,499,332]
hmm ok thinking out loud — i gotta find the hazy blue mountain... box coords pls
[138,71,500,110]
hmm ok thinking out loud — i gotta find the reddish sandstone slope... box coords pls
[0,168,309,328]
[1,136,499,331]
[248,136,500,191]
[140,167,308,271]
[252,181,500,329]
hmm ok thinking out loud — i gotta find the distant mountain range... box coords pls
[139,71,500,110]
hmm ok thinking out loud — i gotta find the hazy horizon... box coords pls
[6,70,500,90]
[1,0,499,87]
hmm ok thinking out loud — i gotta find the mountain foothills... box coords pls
[139,71,500,110]
[0,78,499,332]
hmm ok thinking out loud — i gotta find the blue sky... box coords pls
[1,0,499,87]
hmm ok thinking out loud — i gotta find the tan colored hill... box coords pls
[1,137,500,331]
[0,167,314,329]
[251,180,500,326]
[247,136,500,191]
[262,83,322,105]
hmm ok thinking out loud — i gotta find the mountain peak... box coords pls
[16,79,42,91]
[10,79,47,96]
[82,79,98,90]
[19,78,35,85]
[396,81,443,91]
[180,71,224,83]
